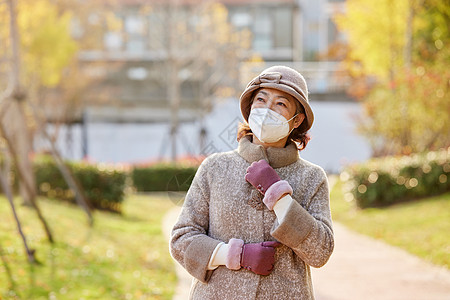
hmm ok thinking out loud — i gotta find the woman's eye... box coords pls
[257,98,265,102]
[277,102,287,107]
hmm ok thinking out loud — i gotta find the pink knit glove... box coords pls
[241,241,280,276]
[245,159,293,210]
[245,160,281,194]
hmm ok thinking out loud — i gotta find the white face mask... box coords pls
[248,108,297,143]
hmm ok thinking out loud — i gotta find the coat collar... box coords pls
[237,136,299,168]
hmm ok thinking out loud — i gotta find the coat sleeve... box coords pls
[169,157,221,283]
[270,168,334,268]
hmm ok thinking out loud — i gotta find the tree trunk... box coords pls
[168,62,180,163]
[167,0,181,163]
[6,0,36,206]
[404,0,415,70]
[2,101,36,206]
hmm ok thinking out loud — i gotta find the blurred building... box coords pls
[227,0,347,62]
[36,0,361,164]
[227,0,349,99]
[75,0,349,124]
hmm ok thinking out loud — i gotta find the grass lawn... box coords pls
[331,178,450,269]
[0,194,177,300]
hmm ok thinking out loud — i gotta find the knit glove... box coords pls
[245,159,293,210]
[245,160,280,194]
[226,239,280,276]
[241,241,280,276]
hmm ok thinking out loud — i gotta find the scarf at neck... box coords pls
[237,136,299,168]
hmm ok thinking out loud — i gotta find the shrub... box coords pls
[341,148,450,208]
[132,164,198,192]
[34,156,127,213]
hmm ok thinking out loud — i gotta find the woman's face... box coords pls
[250,88,304,128]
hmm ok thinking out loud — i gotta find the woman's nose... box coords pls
[265,99,276,110]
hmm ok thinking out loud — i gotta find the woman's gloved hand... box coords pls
[245,159,293,210]
[241,241,280,276]
[245,159,280,194]
[226,239,280,276]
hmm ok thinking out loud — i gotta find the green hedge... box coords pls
[132,164,198,192]
[341,148,450,208]
[34,156,127,213]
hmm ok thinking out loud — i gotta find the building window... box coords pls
[231,11,252,28]
[148,10,166,51]
[274,7,292,48]
[104,31,123,51]
[125,14,146,53]
[327,18,338,45]
[250,6,293,56]
[253,7,273,52]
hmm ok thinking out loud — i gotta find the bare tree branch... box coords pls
[28,101,94,226]
[0,155,36,263]
[0,74,14,104]
[0,120,54,243]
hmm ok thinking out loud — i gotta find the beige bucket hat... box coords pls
[239,65,314,133]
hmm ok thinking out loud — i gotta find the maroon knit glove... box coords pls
[245,160,281,194]
[240,241,280,276]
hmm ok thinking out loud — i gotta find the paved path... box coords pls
[311,222,450,300]
[163,202,450,300]
[162,207,193,300]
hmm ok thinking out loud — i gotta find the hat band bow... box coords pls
[251,72,282,86]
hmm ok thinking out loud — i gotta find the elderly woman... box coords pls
[170,66,334,299]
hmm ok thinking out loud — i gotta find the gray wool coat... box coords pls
[170,136,334,299]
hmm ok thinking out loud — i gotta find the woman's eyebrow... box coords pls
[257,91,289,101]
[273,95,289,102]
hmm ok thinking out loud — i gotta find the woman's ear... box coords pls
[293,114,305,129]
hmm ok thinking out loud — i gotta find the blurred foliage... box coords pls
[335,0,449,156]
[33,156,127,213]
[132,164,198,192]
[0,0,114,125]
[341,148,449,208]
[335,0,449,82]
[413,0,449,63]
[0,0,78,87]
[358,63,449,155]
[335,0,409,80]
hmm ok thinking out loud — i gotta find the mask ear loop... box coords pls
[286,113,298,123]
[286,113,298,136]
